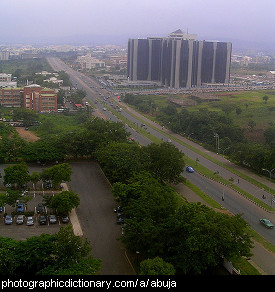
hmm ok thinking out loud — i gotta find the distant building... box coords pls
[77,54,105,70]
[0,73,17,88]
[267,71,275,79]
[0,51,10,60]
[127,30,232,88]
[43,76,63,86]
[0,84,57,112]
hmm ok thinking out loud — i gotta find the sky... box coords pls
[1,0,275,48]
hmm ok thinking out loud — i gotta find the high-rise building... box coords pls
[127,30,232,88]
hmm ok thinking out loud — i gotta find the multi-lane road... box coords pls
[47,57,275,274]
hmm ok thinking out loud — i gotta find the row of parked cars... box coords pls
[4,214,70,225]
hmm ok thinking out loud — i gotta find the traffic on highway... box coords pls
[47,57,275,246]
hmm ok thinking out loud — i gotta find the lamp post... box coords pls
[214,133,219,154]
[262,168,275,209]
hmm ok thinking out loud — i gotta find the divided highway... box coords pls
[47,57,275,273]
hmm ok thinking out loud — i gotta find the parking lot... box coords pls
[0,190,68,241]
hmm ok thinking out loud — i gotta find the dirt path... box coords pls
[15,127,40,142]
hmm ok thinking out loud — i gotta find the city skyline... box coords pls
[1,0,275,50]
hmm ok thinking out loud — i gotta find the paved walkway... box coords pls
[61,183,83,236]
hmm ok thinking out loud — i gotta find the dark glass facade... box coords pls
[128,38,231,88]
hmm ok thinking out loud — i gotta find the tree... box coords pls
[94,142,149,183]
[29,171,41,188]
[39,225,101,275]
[144,142,185,183]
[262,95,269,104]
[113,172,178,257]
[235,107,242,115]
[248,120,256,131]
[164,202,253,274]
[47,190,80,214]
[41,163,72,188]
[13,108,39,127]
[4,162,30,188]
[139,257,175,275]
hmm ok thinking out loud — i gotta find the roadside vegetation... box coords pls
[122,91,275,180]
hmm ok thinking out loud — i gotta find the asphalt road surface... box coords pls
[67,161,135,275]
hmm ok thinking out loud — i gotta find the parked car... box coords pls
[44,180,52,189]
[36,203,45,214]
[49,214,57,224]
[113,206,122,213]
[61,215,69,223]
[116,212,126,224]
[5,215,12,225]
[0,206,3,213]
[259,218,274,229]
[26,216,34,226]
[186,166,194,173]
[17,203,24,212]
[39,215,47,225]
[16,215,25,225]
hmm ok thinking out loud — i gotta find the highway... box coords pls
[47,57,275,273]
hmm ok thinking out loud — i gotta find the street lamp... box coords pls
[214,133,219,154]
[262,168,275,209]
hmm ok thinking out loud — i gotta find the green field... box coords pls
[143,89,275,144]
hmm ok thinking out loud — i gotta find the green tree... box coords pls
[39,225,101,275]
[4,162,30,188]
[262,95,269,104]
[95,142,149,183]
[139,257,175,275]
[13,108,39,127]
[47,190,80,214]
[248,120,256,131]
[144,142,185,183]
[113,172,178,257]
[164,202,253,274]
[41,163,72,187]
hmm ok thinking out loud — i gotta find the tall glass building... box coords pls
[127,30,232,88]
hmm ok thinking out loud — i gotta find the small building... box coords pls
[0,84,57,112]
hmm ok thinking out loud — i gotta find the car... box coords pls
[117,215,126,225]
[4,215,12,225]
[61,215,69,223]
[36,203,45,214]
[39,215,47,225]
[44,180,52,189]
[49,214,57,224]
[0,206,3,213]
[113,206,122,213]
[16,215,25,225]
[186,166,194,173]
[259,218,274,229]
[17,203,24,212]
[26,216,34,226]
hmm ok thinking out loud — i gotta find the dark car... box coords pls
[39,215,47,225]
[113,206,123,213]
[36,203,45,214]
[61,215,70,223]
[44,180,52,189]
[186,166,194,173]
[116,212,126,224]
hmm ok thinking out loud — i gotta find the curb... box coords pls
[60,183,83,236]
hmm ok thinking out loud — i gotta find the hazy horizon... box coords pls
[1,0,275,50]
